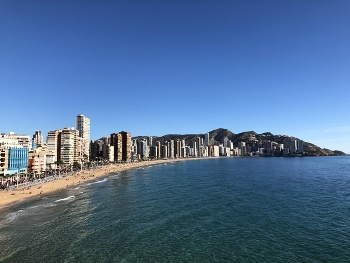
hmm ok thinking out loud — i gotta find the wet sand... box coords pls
[0,159,187,209]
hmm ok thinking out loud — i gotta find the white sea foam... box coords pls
[0,210,26,225]
[54,195,75,203]
[87,178,108,185]
[0,202,57,227]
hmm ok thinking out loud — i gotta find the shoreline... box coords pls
[0,158,197,210]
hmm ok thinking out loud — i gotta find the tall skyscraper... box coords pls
[197,137,202,157]
[76,114,90,160]
[156,141,161,159]
[120,131,132,162]
[298,140,304,153]
[169,140,175,158]
[204,133,210,146]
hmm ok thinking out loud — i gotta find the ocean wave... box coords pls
[0,209,26,226]
[54,195,75,203]
[0,203,57,226]
[87,178,108,185]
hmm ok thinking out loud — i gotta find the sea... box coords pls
[0,156,349,263]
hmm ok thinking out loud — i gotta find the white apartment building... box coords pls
[46,130,62,169]
[2,132,31,149]
[61,128,78,165]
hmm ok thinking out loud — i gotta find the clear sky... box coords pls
[1,0,349,153]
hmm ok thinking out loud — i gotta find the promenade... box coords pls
[0,159,185,209]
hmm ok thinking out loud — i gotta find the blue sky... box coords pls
[1,0,349,153]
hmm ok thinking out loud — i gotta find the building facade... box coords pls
[76,114,90,160]
[60,128,78,165]
[111,131,132,162]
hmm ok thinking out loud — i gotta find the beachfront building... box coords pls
[298,140,304,153]
[290,139,298,153]
[7,147,28,175]
[0,144,29,176]
[46,130,62,169]
[0,134,29,176]
[136,138,148,161]
[156,141,161,159]
[28,148,46,173]
[150,146,157,159]
[75,136,86,166]
[212,145,220,157]
[204,132,210,146]
[76,114,90,160]
[0,147,9,176]
[60,128,79,165]
[1,132,32,149]
[161,145,168,158]
[111,131,132,162]
[111,133,122,162]
[102,144,114,162]
[169,140,175,159]
[197,137,202,157]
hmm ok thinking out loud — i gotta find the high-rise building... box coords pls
[175,140,181,158]
[32,130,44,149]
[102,144,114,162]
[76,114,90,160]
[121,131,131,162]
[223,137,229,148]
[46,130,62,168]
[161,145,168,158]
[204,133,210,146]
[148,136,153,147]
[298,140,304,153]
[60,128,79,165]
[290,139,297,153]
[156,141,161,159]
[169,140,175,158]
[197,137,202,157]
[111,133,122,162]
[150,146,157,158]
[111,131,132,162]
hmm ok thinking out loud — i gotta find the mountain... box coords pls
[133,128,346,156]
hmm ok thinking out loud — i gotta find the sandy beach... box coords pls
[0,158,186,209]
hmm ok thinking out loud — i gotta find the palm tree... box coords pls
[54,160,64,176]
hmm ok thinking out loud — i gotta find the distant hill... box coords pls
[133,128,346,156]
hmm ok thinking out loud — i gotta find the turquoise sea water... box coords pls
[0,156,350,262]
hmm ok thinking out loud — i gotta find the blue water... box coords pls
[0,156,350,262]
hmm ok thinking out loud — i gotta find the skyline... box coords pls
[1,1,350,153]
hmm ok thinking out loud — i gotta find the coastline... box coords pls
[0,158,190,210]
